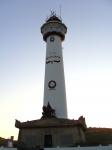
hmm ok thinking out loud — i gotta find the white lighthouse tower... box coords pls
[16,14,86,148]
[41,12,67,118]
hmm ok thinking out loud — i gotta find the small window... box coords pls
[50,36,55,42]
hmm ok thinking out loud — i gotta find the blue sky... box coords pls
[0,0,112,139]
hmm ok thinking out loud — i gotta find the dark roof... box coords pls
[15,117,86,130]
[46,15,62,23]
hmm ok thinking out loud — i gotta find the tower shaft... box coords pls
[44,35,67,118]
[41,14,67,118]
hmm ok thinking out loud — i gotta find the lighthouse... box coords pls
[15,13,86,149]
[41,13,67,118]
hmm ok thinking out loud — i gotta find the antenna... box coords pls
[59,5,62,20]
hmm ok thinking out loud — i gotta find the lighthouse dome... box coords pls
[46,15,62,23]
[41,14,67,42]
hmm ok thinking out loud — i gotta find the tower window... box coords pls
[50,36,55,42]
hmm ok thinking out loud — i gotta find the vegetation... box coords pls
[0,137,6,146]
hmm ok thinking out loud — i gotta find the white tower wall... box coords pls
[43,35,67,118]
[41,15,68,118]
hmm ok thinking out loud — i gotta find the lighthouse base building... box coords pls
[16,103,86,148]
[16,116,86,149]
[15,13,87,149]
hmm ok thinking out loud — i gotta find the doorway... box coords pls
[44,134,52,147]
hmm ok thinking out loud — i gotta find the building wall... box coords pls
[18,126,86,148]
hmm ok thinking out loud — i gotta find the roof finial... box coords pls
[50,9,56,17]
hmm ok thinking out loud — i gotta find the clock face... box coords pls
[50,36,55,42]
[48,80,56,89]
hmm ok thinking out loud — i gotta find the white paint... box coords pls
[7,141,13,148]
[41,17,67,118]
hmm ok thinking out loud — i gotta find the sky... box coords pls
[0,0,112,140]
